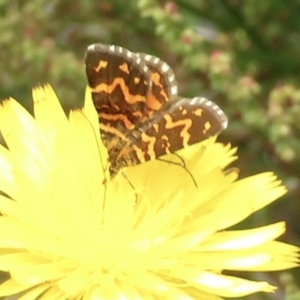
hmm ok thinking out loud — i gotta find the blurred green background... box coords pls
[0,0,300,299]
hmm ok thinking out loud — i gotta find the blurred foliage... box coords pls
[0,0,300,299]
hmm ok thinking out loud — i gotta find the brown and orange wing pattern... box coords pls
[85,44,177,138]
[85,43,228,177]
[136,52,178,111]
[124,97,228,163]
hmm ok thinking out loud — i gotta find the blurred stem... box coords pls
[176,0,268,51]
[217,0,268,50]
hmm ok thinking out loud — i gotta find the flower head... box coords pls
[0,85,298,299]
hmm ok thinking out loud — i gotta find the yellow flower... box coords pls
[0,84,298,299]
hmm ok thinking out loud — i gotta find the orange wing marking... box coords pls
[99,123,128,140]
[91,78,147,104]
[193,108,203,117]
[162,134,170,153]
[133,145,146,163]
[99,112,135,129]
[203,121,212,134]
[151,72,168,100]
[141,133,156,159]
[145,72,170,111]
[134,77,141,84]
[164,115,192,147]
[119,63,129,74]
[94,60,108,72]
[152,123,159,132]
[147,95,162,111]
[181,108,187,115]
